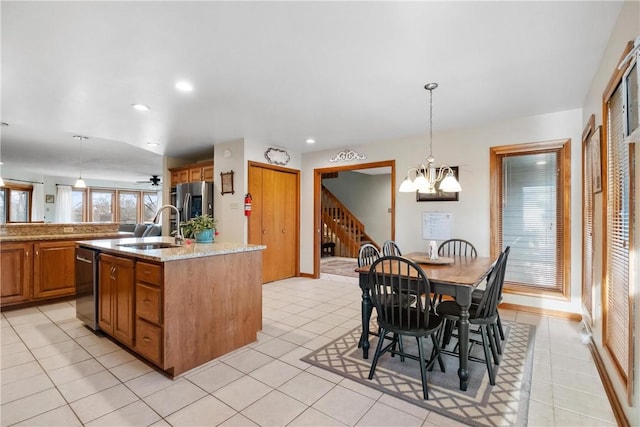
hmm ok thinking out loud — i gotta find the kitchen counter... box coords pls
[79,236,266,262]
[80,236,266,377]
[0,222,122,243]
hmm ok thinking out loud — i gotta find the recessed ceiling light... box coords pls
[175,81,194,92]
[146,141,160,147]
[131,104,150,112]
[306,138,316,144]
[536,161,547,165]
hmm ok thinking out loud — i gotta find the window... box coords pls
[72,189,86,222]
[0,183,33,223]
[118,192,139,224]
[602,41,636,397]
[143,192,159,222]
[581,116,597,323]
[91,190,115,222]
[490,139,571,298]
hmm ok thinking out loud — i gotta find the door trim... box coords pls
[313,160,396,278]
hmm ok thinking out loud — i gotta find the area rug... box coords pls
[320,257,359,278]
[302,320,535,427]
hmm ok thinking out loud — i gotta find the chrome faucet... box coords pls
[152,204,184,245]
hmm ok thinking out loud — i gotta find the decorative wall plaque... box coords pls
[329,149,367,163]
[264,147,291,165]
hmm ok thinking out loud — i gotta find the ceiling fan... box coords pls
[136,175,162,186]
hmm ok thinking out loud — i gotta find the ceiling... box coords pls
[0,1,624,184]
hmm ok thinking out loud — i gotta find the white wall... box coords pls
[301,108,583,316]
[213,140,245,243]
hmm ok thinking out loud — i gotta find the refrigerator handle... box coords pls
[183,192,191,220]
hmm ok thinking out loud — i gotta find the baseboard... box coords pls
[499,302,581,321]
[299,272,315,279]
[587,340,630,427]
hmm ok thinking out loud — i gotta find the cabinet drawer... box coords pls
[136,262,162,286]
[136,284,161,324]
[135,319,162,366]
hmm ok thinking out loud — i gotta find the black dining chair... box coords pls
[367,255,445,399]
[438,238,478,258]
[432,238,478,306]
[436,247,510,386]
[382,240,402,256]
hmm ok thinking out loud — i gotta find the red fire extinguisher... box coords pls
[244,193,252,216]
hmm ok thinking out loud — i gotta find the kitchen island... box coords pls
[78,236,266,378]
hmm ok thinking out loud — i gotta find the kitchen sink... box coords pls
[118,242,180,250]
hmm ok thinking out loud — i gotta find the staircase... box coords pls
[321,185,379,257]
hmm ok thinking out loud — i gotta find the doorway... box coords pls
[313,160,395,278]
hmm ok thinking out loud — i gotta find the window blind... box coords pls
[604,82,632,382]
[501,152,563,291]
[582,135,594,320]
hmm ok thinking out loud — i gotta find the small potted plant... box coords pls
[181,214,217,243]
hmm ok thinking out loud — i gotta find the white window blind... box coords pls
[501,152,563,291]
[604,82,632,382]
[582,131,594,320]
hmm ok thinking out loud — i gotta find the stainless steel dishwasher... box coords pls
[75,246,100,331]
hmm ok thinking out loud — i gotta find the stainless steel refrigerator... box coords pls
[176,181,214,222]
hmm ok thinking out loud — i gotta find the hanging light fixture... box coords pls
[399,83,462,194]
[74,135,89,188]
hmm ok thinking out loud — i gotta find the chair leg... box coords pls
[496,311,505,341]
[416,336,429,400]
[492,323,502,355]
[487,324,500,365]
[428,332,446,373]
[441,319,455,348]
[368,329,388,380]
[480,326,496,385]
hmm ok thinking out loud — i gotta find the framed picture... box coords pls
[591,126,602,193]
[416,166,459,202]
[220,170,235,195]
[45,194,55,203]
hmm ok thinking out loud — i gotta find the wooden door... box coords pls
[248,163,299,283]
[0,242,32,305]
[33,241,76,299]
[113,256,135,346]
[98,255,115,334]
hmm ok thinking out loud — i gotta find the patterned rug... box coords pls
[302,320,535,426]
[320,257,359,278]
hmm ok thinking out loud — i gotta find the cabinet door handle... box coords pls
[35,250,39,256]
[282,229,286,233]
[262,229,267,234]
[143,299,151,304]
[143,337,151,342]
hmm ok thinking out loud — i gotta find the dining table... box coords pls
[356,252,495,391]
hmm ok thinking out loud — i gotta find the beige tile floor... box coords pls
[1,275,616,426]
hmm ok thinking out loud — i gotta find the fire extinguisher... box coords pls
[244,193,252,216]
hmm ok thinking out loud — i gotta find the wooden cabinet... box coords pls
[33,241,76,299]
[170,161,214,186]
[98,253,135,346]
[0,242,32,305]
[135,261,163,365]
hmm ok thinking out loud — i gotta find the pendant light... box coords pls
[74,135,88,188]
[399,83,462,194]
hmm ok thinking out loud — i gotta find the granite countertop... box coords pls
[78,237,266,262]
[1,232,127,243]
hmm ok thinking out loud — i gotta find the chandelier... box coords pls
[398,83,462,194]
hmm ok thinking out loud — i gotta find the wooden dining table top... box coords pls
[356,252,495,287]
